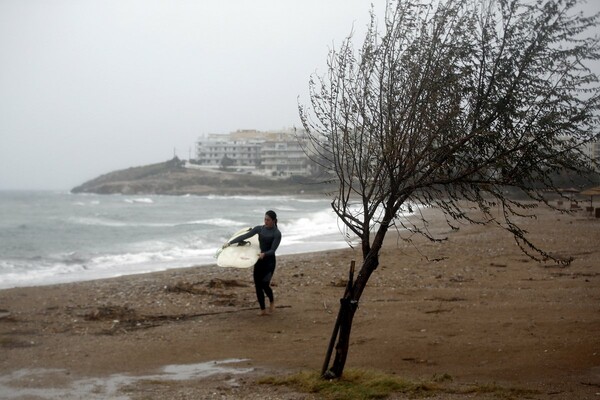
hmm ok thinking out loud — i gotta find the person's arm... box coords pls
[225,226,260,246]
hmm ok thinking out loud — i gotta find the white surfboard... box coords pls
[216,227,260,268]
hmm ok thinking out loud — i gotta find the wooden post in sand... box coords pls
[321,259,355,378]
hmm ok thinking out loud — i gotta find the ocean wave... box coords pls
[294,198,326,203]
[0,246,221,289]
[0,259,19,271]
[0,231,350,290]
[124,198,154,204]
[0,191,354,289]
[178,218,243,227]
[72,200,101,206]
[203,194,293,202]
[68,217,131,227]
[67,216,178,228]
[283,209,339,233]
[273,206,298,212]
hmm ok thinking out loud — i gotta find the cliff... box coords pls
[71,158,331,196]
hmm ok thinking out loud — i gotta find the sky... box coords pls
[1,0,599,191]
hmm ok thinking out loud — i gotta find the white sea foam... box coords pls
[179,218,243,227]
[123,197,154,204]
[0,249,219,289]
[294,197,325,203]
[204,194,293,202]
[282,209,341,239]
[68,216,177,228]
[72,200,101,207]
[68,217,131,227]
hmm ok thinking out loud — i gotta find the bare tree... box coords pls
[298,0,600,379]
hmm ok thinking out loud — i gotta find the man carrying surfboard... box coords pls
[222,210,282,316]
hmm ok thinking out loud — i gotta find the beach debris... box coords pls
[206,278,247,289]
[425,296,466,302]
[78,300,290,335]
[83,305,136,322]
[166,281,208,295]
[0,337,36,349]
[0,309,16,322]
[166,279,248,295]
[449,275,474,283]
[424,308,453,314]
[329,278,348,287]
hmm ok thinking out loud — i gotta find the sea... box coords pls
[0,191,352,290]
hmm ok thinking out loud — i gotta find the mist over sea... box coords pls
[0,191,351,289]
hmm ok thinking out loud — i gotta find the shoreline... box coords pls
[0,241,353,291]
[0,190,345,291]
[1,204,599,399]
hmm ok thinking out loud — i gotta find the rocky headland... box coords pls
[71,158,332,196]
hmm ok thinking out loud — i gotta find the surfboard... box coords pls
[216,227,260,268]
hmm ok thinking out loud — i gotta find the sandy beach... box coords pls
[0,203,599,399]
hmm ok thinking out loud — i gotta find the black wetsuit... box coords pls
[229,225,282,310]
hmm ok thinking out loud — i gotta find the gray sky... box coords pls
[1,1,598,191]
[0,0,388,190]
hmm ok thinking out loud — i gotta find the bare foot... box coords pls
[258,309,269,316]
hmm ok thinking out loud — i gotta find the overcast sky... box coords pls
[1,1,598,191]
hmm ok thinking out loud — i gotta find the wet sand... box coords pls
[0,203,599,399]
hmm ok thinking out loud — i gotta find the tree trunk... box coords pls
[327,294,358,377]
[321,260,355,377]
[322,253,379,378]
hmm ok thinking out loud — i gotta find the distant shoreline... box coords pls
[70,158,335,197]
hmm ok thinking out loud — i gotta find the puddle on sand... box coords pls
[0,358,253,399]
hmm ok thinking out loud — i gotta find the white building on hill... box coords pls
[195,133,262,169]
[194,129,314,176]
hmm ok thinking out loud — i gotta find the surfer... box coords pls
[223,210,282,315]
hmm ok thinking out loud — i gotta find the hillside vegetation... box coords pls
[71,158,332,196]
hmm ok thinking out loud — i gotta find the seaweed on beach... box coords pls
[165,279,248,295]
[0,336,36,349]
[83,305,137,321]
[81,302,282,335]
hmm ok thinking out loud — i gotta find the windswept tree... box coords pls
[298,0,599,378]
